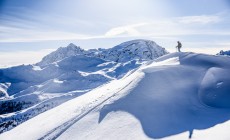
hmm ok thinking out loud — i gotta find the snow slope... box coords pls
[0,55,141,133]
[1,52,230,140]
[0,40,167,133]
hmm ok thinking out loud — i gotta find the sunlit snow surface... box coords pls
[0,39,168,133]
[1,52,230,140]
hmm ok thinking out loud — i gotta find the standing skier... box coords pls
[176,41,182,52]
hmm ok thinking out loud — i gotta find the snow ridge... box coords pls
[38,39,168,67]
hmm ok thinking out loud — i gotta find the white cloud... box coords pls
[1,14,227,56]
[166,41,230,55]
[0,49,54,67]
[0,25,92,42]
[183,47,229,55]
[103,14,225,39]
[166,47,228,55]
[177,15,221,24]
[105,23,148,37]
[0,11,229,55]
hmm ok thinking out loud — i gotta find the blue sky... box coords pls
[0,0,230,66]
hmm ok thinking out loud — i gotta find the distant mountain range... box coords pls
[38,39,168,66]
[217,50,230,56]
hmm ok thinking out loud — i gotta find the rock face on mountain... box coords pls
[38,39,168,67]
[37,43,84,67]
[0,39,168,133]
[217,50,230,56]
[96,39,168,62]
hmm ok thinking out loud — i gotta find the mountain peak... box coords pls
[37,43,85,66]
[37,40,168,67]
[66,43,78,49]
[217,50,230,56]
[67,43,76,46]
[109,39,168,62]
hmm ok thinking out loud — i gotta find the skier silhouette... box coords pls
[176,41,182,52]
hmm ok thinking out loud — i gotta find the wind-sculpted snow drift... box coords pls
[0,52,230,140]
[0,39,168,133]
[199,67,230,108]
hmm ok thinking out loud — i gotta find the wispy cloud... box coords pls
[0,9,229,50]
[103,14,228,38]
[0,49,54,67]
[105,23,148,37]
[166,46,230,55]
[0,7,103,42]
[0,26,90,42]
[177,15,221,24]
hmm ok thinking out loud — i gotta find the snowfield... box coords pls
[0,40,167,133]
[1,52,230,140]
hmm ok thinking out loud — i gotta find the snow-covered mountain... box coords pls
[38,39,168,67]
[1,52,230,140]
[217,50,230,56]
[0,39,168,133]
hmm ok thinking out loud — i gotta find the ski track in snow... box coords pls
[35,56,178,140]
[39,80,134,140]
[36,67,142,140]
